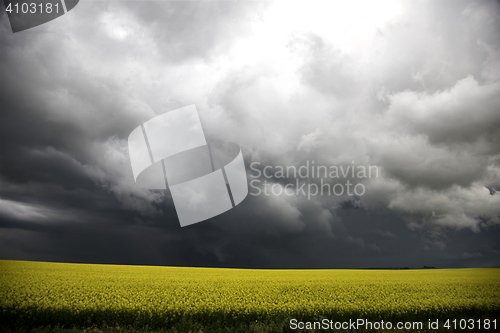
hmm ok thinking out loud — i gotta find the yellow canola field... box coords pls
[0,260,499,330]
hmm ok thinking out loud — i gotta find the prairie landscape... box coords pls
[1,260,499,332]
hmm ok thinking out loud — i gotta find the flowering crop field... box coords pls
[1,260,499,332]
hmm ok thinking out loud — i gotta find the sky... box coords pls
[0,0,499,269]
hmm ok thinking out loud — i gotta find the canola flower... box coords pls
[0,260,498,330]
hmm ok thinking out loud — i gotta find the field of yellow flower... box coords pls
[0,260,499,332]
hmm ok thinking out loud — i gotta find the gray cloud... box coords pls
[0,0,499,268]
[386,77,500,147]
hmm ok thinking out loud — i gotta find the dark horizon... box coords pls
[2,258,500,271]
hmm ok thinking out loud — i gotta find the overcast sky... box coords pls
[1,0,499,269]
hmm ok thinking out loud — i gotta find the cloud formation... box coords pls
[0,0,499,268]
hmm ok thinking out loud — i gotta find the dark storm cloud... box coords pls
[0,0,499,268]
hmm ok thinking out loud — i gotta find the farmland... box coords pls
[0,260,499,332]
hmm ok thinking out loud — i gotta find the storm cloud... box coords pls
[1,0,499,269]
